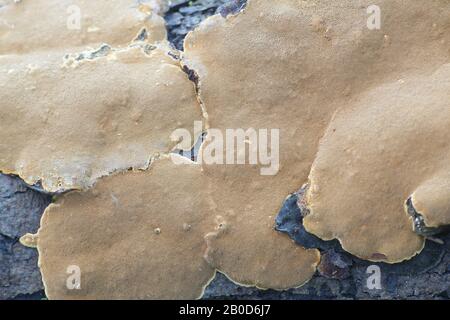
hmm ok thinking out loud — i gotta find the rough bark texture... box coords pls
[0,174,50,299]
[165,0,246,50]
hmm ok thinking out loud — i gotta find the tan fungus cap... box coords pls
[0,0,167,55]
[36,155,216,300]
[0,45,203,192]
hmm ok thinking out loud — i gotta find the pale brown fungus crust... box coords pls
[201,165,320,289]
[410,171,450,229]
[37,155,216,300]
[0,0,167,55]
[14,0,450,299]
[182,0,450,273]
[0,45,203,192]
[305,64,450,263]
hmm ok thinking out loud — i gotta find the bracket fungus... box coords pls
[0,45,203,192]
[6,0,450,300]
[410,172,450,231]
[35,155,319,298]
[181,0,450,275]
[36,155,216,300]
[0,0,167,55]
[201,165,320,289]
[304,64,450,263]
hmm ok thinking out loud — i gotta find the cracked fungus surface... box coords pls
[0,0,167,54]
[182,0,450,269]
[37,155,215,300]
[305,65,450,263]
[0,45,203,192]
